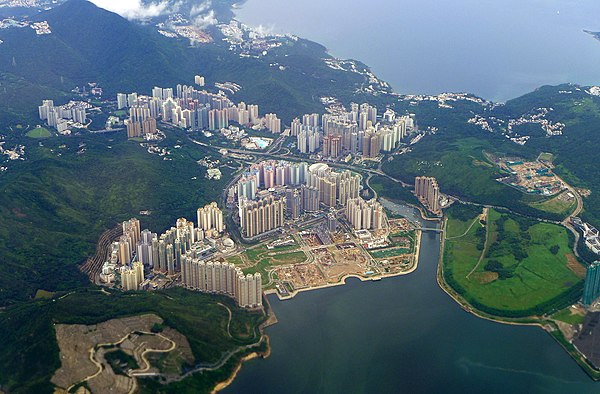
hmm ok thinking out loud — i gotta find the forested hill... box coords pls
[0,0,390,125]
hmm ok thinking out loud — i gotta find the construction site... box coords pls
[52,314,194,394]
[228,211,420,300]
[496,157,566,196]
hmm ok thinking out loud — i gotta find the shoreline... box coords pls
[212,337,271,394]
[264,229,422,301]
[213,304,276,393]
[436,217,600,381]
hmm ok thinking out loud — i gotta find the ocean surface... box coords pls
[235,0,600,102]
[224,203,599,393]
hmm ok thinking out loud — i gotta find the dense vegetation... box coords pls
[0,287,267,394]
[0,131,226,306]
[496,84,600,228]
[443,205,584,317]
[0,0,599,390]
[0,0,384,127]
[382,136,569,221]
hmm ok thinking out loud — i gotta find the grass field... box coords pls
[538,152,554,162]
[370,248,411,259]
[552,308,585,325]
[269,251,306,264]
[25,127,51,138]
[443,205,584,316]
[33,290,55,300]
[240,245,306,285]
[226,255,244,265]
[528,191,577,218]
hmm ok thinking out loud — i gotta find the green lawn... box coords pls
[552,308,585,325]
[270,251,306,265]
[240,247,306,285]
[226,255,244,265]
[242,259,274,285]
[370,248,411,259]
[443,206,584,317]
[528,191,577,218]
[538,152,554,162]
[26,127,51,138]
[444,204,483,239]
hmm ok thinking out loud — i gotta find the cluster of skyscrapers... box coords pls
[182,259,262,308]
[415,176,441,215]
[121,261,144,291]
[38,99,88,133]
[197,201,225,236]
[117,76,282,138]
[106,204,261,308]
[233,160,362,238]
[345,198,386,231]
[293,104,414,158]
[239,194,286,238]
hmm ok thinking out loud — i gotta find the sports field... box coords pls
[26,127,52,138]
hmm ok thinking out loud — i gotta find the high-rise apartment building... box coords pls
[583,261,600,306]
[121,261,144,291]
[197,202,225,234]
[415,176,441,214]
[181,258,262,308]
[345,198,385,231]
[239,195,285,238]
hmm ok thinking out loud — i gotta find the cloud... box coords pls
[189,1,218,29]
[253,24,276,36]
[89,0,172,20]
[89,0,219,30]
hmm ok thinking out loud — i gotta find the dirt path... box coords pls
[445,213,482,240]
[217,303,233,339]
[466,208,490,280]
[67,331,177,393]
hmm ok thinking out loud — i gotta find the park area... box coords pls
[443,204,585,317]
[227,242,306,286]
[26,127,51,138]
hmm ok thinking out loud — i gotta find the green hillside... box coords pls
[0,131,225,306]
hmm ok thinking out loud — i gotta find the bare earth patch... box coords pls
[472,271,499,284]
[51,314,193,394]
[566,253,586,278]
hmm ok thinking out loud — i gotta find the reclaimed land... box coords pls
[437,204,600,379]
[441,204,584,317]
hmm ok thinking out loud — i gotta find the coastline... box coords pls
[435,217,600,381]
[212,337,271,394]
[211,228,423,391]
[264,229,422,301]
[213,300,277,393]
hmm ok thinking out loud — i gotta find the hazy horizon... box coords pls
[236,0,600,102]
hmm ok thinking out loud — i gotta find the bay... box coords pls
[225,204,598,393]
[235,0,600,101]
[226,3,600,391]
